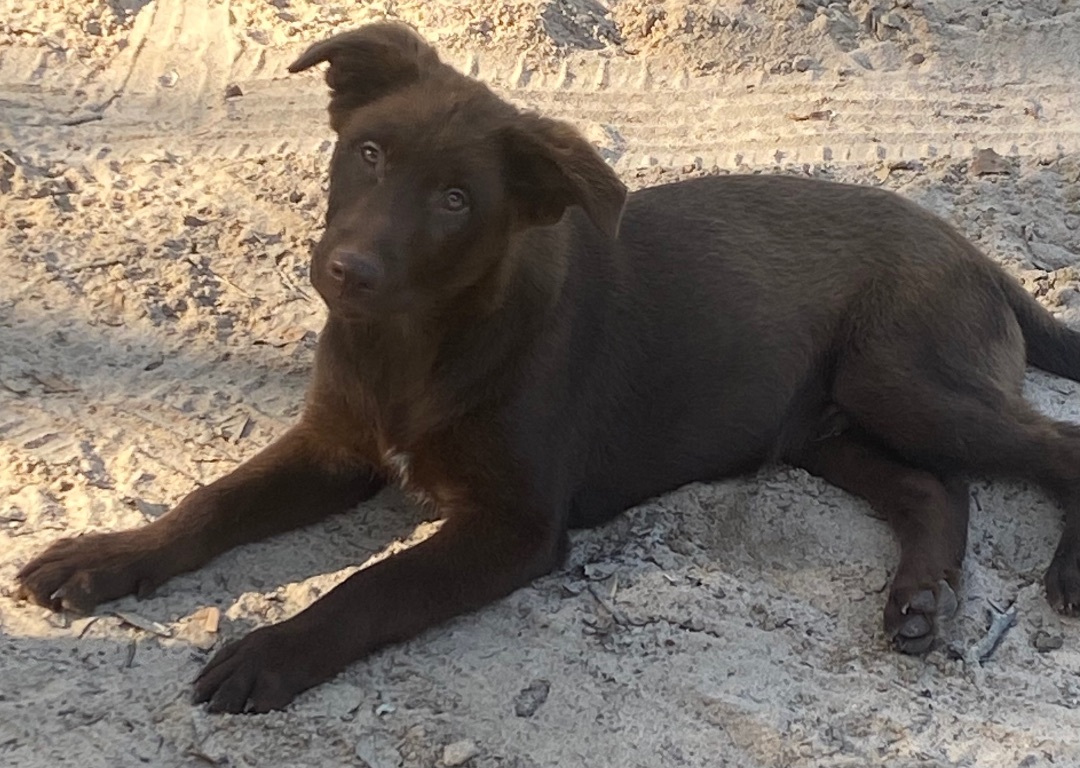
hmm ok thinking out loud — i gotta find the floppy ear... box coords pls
[502,115,628,239]
[288,22,441,131]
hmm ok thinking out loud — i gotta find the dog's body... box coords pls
[17,23,1080,713]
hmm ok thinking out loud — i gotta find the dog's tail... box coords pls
[1001,272,1080,381]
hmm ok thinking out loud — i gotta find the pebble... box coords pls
[970,147,1012,176]
[442,739,480,766]
[1028,242,1077,271]
[513,679,551,718]
[355,737,403,768]
[1033,631,1064,652]
[880,11,906,30]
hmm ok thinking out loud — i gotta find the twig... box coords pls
[123,638,137,669]
[587,583,628,626]
[965,603,1018,665]
[61,114,104,127]
[70,259,123,272]
[185,748,224,766]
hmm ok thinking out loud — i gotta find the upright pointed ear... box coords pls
[502,115,628,239]
[288,22,441,131]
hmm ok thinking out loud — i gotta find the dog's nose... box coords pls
[328,250,383,291]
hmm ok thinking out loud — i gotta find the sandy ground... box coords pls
[2,1,1080,766]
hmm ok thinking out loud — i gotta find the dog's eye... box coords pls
[443,188,469,212]
[357,141,381,165]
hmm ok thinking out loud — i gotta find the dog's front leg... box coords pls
[192,507,564,713]
[16,425,383,613]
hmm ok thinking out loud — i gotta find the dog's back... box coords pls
[543,173,1057,525]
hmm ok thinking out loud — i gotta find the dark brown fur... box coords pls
[17,22,1080,713]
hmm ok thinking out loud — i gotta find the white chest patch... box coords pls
[383,449,413,483]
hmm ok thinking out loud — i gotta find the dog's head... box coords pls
[289,23,627,319]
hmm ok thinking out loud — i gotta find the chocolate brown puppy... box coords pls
[17,22,1080,713]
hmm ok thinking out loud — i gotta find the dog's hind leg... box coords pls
[832,358,1080,616]
[789,430,969,652]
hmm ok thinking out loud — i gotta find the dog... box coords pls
[16,22,1080,713]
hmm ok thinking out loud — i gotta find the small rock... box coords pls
[355,737,403,768]
[193,605,221,634]
[908,52,925,65]
[32,372,78,393]
[889,159,924,173]
[224,83,243,99]
[513,679,551,718]
[970,147,1012,176]
[848,50,873,70]
[442,740,480,766]
[0,153,22,196]
[1028,242,1077,271]
[879,11,906,29]
[159,70,179,88]
[1033,630,1064,652]
[583,561,618,581]
[0,500,27,523]
[561,580,585,597]
[793,56,814,72]
[134,498,169,520]
[175,606,221,650]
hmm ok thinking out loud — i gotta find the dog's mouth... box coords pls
[317,285,418,322]
[318,289,376,319]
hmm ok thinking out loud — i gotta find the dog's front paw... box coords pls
[16,532,169,613]
[884,578,959,655]
[193,622,330,713]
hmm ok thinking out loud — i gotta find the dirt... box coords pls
[2,1,1080,766]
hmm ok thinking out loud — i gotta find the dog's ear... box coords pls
[502,115,628,239]
[288,23,440,130]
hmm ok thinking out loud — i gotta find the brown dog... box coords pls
[16,22,1080,713]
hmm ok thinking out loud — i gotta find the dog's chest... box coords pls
[381,447,437,509]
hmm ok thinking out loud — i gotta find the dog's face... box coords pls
[290,23,628,319]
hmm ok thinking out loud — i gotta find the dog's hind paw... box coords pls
[885,579,958,655]
[1045,535,1080,615]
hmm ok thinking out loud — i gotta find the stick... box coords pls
[966,603,1017,665]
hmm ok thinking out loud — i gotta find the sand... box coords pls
[2,1,1080,766]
